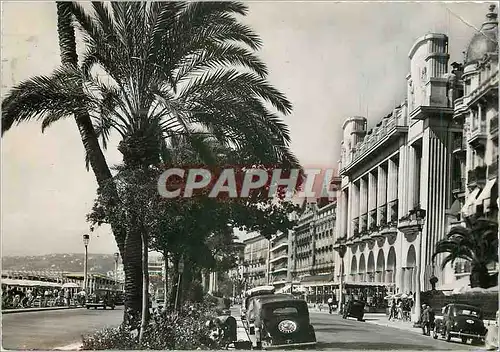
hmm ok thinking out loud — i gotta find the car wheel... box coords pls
[445,329,451,342]
[357,317,363,321]
[461,337,468,344]
[103,306,106,310]
[111,305,115,310]
[86,306,90,309]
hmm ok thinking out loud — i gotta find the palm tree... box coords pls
[432,217,498,288]
[2,1,299,325]
[67,1,299,322]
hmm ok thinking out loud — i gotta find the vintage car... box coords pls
[245,295,316,349]
[433,303,487,344]
[85,289,116,310]
[241,285,276,319]
[342,299,365,321]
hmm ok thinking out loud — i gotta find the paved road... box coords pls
[2,307,123,350]
[310,311,477,351]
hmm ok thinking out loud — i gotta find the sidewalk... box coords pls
[363,314,419,334]
[2,306,83,315]
[53,342,83,351]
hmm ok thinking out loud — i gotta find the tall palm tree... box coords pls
[2,1,299,324]
[67,1,299,322]
[432,217,498,288]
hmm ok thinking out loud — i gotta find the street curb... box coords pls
[2,306,84,314]
[53,342,83,351]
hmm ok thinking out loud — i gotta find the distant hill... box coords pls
[2,253,118,274]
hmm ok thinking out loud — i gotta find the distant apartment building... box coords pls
[268,231,292,292]
[334,5,498,299]
[242,234,269,288]
[291,200,337,303]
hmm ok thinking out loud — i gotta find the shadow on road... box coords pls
[315,341,445,350]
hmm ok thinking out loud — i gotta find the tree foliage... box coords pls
[432,217,498,288]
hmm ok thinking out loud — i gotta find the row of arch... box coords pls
[349,245,416,276]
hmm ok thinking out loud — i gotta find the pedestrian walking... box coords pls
[327,297,334,314]
[421,304,430,335]
[388,299,397,321]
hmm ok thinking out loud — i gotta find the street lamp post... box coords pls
[412,208,426,322]
[334,244,347,314]
[113,253,119,289]
[83,234,90,296]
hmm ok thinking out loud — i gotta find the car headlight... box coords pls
[278,320,298,334]
[453,321,458,327]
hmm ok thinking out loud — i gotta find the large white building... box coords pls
[334,5,499,301]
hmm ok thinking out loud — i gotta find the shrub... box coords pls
[81,302,220,350]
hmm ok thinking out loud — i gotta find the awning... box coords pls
[445,199,462,217]
[300,274,334,283]
[461,188,481,216]
[476,179,497,211]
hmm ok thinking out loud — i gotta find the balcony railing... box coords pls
[469,121,487,145]
[360,213,368,232]
[452,135,466,152]
[388,199,399,223]
[352,217,359,236]
[346,110,406,168]
[369,209,377,226]
[489,160,498,178]
[490,115,498,134]
[451,177,465,193]
[468,166,487,186]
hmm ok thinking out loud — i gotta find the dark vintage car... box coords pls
[342,299,365,321]
[245,295,316,349]
[241,286,276,319]
[433,303,487,344]
[86,289,115,310]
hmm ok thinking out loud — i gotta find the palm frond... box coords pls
[2,66,89,135]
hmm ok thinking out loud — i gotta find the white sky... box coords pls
[1,1,492,256]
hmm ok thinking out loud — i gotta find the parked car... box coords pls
[86,289,115,310]
[433,303,487,344]
[245,295,316,349]
[241,285,276,320]
[342,300,365,321]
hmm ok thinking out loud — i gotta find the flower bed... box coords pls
[82,299,222,350]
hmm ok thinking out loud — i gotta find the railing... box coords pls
[388,199,398,223]
[451,177,466,193]
[352,217,359,236]
[476,165,487,181]
[360,213,368,232]
[378,204,387,226]
[349,111,404,165]
[490,115,498,134]
[452,135,466,151]
[369,209,377,226]
[489,160,498,178]
[470,121,487,139]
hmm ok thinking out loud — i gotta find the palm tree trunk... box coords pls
[470,264,490,288]
[56,3,144,322]
[139,232,149,344]
[56,1,125,251]
[123,229,143,328]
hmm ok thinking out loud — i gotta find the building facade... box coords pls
[291,200,337,303]
[334,6,499,299]
[336,32,458,298]
[268,231,292,292]
[449,5,499,282]
[242,234,270,288]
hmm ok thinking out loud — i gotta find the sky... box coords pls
[1,1,493,256]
